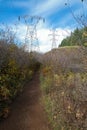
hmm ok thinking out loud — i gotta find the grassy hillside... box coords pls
[40,46,87,130]
[42,46,87,73]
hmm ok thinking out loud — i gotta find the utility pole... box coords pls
[18,15,45,52]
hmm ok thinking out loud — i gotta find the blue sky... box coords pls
[0,0,87,52]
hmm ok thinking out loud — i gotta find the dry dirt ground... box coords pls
[0,73,52,130]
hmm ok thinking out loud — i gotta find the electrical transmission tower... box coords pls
[49,29,59,50]
[18,15,45,52]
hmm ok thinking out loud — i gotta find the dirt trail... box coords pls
[0,73,51,130]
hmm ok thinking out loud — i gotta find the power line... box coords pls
[49,29,59,50]
[18,15,45,52]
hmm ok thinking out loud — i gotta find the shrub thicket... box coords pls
[0,29,40,118]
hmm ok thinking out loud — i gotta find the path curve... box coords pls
[0,73,51,130]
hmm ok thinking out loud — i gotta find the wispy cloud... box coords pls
[31,0,64,16]
[11,1,33,8]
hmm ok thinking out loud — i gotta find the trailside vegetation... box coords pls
[40,47,87,130]
[0,28,40,119]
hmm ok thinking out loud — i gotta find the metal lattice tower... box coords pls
[49,29,59,50]
[33,24,40,52]
[18,15,45,52]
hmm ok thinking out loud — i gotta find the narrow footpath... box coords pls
[0,73,51,130]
